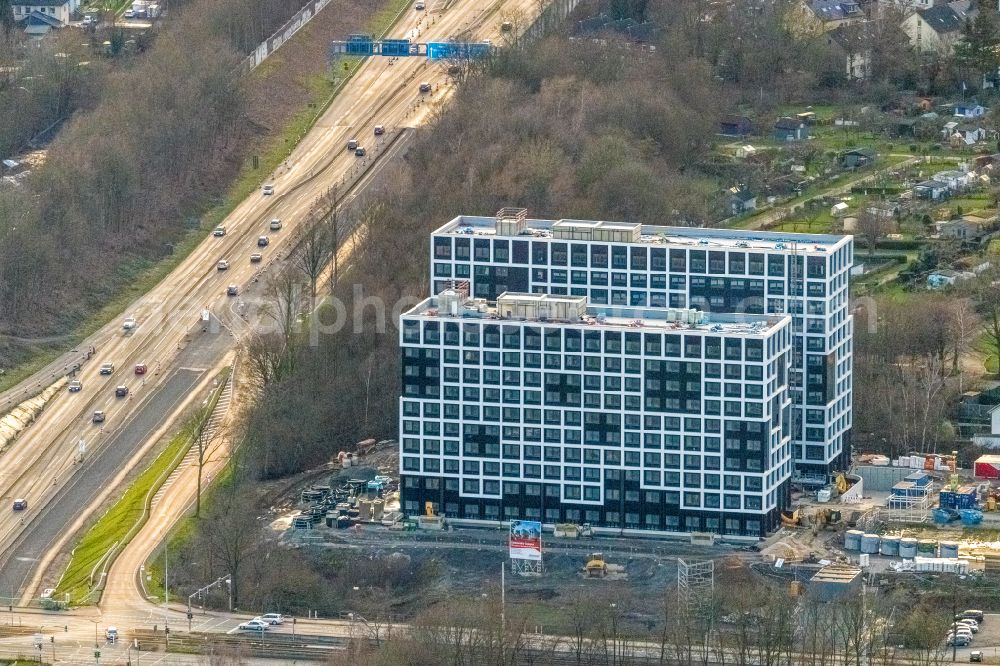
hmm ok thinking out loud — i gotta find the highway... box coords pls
[0,0,544,611]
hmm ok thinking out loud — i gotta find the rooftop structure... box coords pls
[409,291,788,336]
[433,213,850,254]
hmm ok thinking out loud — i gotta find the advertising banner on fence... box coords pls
[509,520,542,561]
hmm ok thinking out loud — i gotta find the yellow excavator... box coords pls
[811,508,843,534]
[585,553,608,578]
[834,473,849,495]
[781,508,801,528]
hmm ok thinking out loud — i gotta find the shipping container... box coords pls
[905,471,932,487]
[974,455,1000,479]
[940,487,977,511]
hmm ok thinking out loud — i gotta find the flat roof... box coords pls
[433,215,852,253]
[811,564,862,584]
[404,296,790,336]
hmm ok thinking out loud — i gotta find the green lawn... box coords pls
[55,375,226,605]
[976,334,999,375]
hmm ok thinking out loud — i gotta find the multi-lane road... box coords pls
[0,0,544,617]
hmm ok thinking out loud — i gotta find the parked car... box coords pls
[956,619,979,631]
[115,385,129,398]
[374,125,385,136]
[269,219,282,231]
[217,260,230,271]
[262,184,274,195]
[257,236,269,247]
[123,9,134,17]
[227,285,239,297]
[419,81,431,92]
[134,363,147,375]
[250,253,263,263]
[958,610,985,623]
[68,380,83,392]
[948,635,971,648]
[213,226,226,237]
[971,651,983,662]
[99,363,115,375]
[12,499,27,511]
[355,146,366,157]
[258,613,284,625]
[93,410,106,423]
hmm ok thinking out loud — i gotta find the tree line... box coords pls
[0,0,334,363]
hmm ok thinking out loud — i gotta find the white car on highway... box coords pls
[238,620,269,632]
[262,184,274,195]
[217,259,230,271]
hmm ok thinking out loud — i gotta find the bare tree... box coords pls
[296,223,330,310]
[856,209,892,256]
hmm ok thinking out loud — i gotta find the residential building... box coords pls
[931,169,973,191]
[972,405,1000,448]
[12,0,78,25]
[840,147,876,170]
[774,117,807,141]
[398,291,794,536]
[429,212,854,482]
[789,0,864,35]
[927,269,975,289]
[826,25,871,80]
[913,179,949,200]
[719,115,753,138]
[23,10,63,35]
[935,214,997,241]
[955,103,987,119]
[728,186,757,215]
[902,5,966,53]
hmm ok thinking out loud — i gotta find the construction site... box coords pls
[255,438,1000,636]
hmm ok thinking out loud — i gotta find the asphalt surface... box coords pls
[0,0,543,611]
[0,323,232,602]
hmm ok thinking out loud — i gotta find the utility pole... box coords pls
[164,543,169,650]
[501,562,506,635]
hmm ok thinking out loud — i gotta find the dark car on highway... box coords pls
[12,499,27,511]
[115,385,129,398]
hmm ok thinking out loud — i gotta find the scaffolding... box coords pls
[677,558,714,615]
[877,494,933,524]
[510,557,543,576]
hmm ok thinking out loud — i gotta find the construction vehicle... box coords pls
[810,508,842,534]
[834,473,849,495]
[554,523,594,538]
[585,553,607,578]
[781,509,801,528]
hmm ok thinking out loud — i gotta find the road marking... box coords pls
[177,367,207,372]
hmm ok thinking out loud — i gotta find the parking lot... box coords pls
[949,614,1000,662]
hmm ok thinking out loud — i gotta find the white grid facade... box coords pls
[399,300,793,536]
[428,218,853,479]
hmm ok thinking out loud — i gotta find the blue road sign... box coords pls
[381,38,411,57]
[426,41,492,60]
[345,34,373,56]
